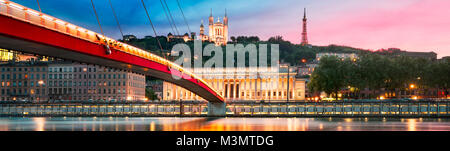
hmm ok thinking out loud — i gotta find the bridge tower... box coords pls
[208,102,226,116]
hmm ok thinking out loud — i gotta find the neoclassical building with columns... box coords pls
[163,66,306,102]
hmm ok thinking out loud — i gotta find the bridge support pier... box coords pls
[208,102,226,116]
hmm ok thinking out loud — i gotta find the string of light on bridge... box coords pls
[0,0,223,100]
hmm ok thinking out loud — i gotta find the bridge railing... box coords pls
[0,0,223,100]
[0,102,449,117]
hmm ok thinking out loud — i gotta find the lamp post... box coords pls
[287,65,292,103]
[286,65,293,114]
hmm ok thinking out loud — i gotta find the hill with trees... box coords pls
[122,35,371,66]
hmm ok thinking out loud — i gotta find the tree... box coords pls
[145,88,158,101]
[230,36,236,43]
[309,56,347,100]
[423,59,450,97]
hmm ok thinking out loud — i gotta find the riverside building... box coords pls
[163,66,306,102]
[0,60,145,102]
[0,61,48,102]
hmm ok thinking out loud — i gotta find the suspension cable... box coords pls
[108,0,125,41]
[36,0,42,13]
[90,0,105,37]
[140,0,165,57]
[90,0,111,55]
[162,0,180,35]
[175,0,191,34]
[159,0,176,35]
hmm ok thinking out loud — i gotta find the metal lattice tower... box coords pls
[301,8,308,46]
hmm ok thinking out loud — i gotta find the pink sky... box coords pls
[15,0,448,58]
[228,0,450,58]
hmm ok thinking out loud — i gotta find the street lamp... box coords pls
[409,84,416,98]
[286,65,293,103]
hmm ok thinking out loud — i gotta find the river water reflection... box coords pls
[0,117,449,131]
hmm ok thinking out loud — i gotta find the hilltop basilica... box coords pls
[198,9,229,46]
[167,9,228,46]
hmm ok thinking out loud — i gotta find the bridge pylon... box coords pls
[207,102,226,116]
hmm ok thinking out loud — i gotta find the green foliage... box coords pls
[124,35,370,67]
[308,56,349,98]
[145,88,158,100]
[309,53,450,98]
[230,36,260,44]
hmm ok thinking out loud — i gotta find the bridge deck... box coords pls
[0,0,224,102]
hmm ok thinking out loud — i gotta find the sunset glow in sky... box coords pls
[13,0,450,58]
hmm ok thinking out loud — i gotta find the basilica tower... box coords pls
[202,9,229,46]
[208,9,214,42]
[223,9,229,45]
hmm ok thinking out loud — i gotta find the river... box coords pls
[0,117,449,131]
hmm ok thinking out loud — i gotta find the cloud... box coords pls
[10,0,450,58]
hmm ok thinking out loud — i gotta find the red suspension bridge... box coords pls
[0,0,225,108]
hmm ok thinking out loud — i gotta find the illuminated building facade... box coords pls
[0,60,145,102]
[0,61,48,102]
[0,49,15,62]
[198,9,229,46]
[167,32,195,43]
[48,62,73,100]
[297,63,318,76]
[316,52,358,61]
[163,67,306,102]
[123,35,137,42]
[51,62,146,101]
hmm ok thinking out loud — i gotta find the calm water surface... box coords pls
[0,117,449,131]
